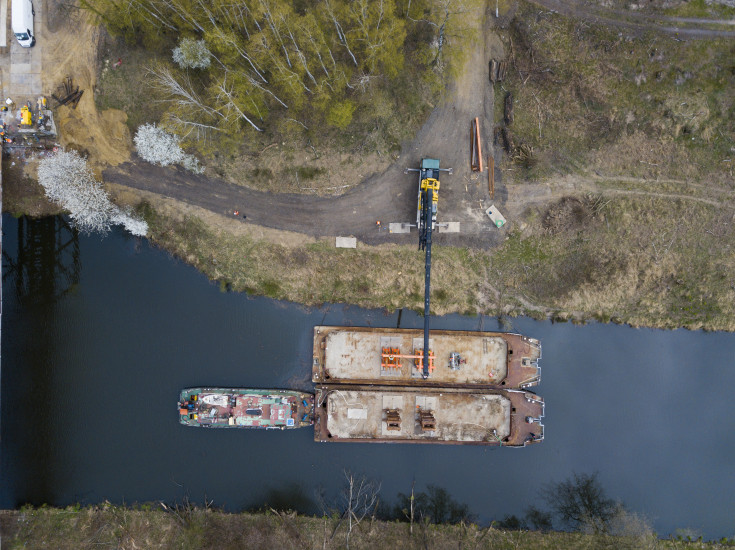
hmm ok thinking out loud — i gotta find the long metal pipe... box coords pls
[422,188,433,378]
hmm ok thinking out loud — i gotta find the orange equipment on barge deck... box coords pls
[380,347,435,373]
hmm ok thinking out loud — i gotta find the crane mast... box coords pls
[419,185,433,378]
[412,158,448,378]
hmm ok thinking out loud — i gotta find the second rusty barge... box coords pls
[314,386,544,446]
[312,326,541,389]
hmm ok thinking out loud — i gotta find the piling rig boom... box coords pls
[408,159,451,378]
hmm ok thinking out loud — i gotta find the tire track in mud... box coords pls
[527,0,735,38]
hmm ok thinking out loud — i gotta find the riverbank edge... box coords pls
[123,192,734,333]
[0,505,727,549]
[3,187,734,333]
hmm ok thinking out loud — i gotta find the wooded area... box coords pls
[83,0,476,143]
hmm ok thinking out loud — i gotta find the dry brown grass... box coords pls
[120,188,735,331]
[137,200,487,317]
[496,1,735,184]
[489,191,735,330]
[1,505,728,550]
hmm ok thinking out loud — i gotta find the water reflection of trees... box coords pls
[1,215,79,506]
[391,484,476,525]
[2,216,80,303]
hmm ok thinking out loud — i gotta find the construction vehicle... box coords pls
[406,159,452,378]
[20,105,32,126]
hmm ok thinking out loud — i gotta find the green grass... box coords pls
[663,0,735,19]
[94,44,165,131]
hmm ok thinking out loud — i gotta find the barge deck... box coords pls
[314,386,544,446]
[313,326,541,389]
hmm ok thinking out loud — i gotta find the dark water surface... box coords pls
[2,214,734,539]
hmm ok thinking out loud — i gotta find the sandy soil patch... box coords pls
[42,4,131,169]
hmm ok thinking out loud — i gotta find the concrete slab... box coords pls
[5,5,42,99]
[10,73,30,84]
[438,222,460,233]
[389,222,411,234]
[335,236,357,249]
[485,205,506,228]
[0,0,7,48]
[10,63,31,73]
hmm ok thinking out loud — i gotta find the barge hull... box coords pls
[314,385,543,446]
[313,326,541,389]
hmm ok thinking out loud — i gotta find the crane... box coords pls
[407,159,452,378]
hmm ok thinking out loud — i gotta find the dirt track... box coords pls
[103,3,508,249]
[527,0,735,38]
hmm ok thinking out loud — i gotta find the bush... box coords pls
[172,38,211,70]
[134,123,203,173]
[37,150,148,236]
[326,100,357,129]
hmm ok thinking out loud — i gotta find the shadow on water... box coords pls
[2,216,80,505]
[2,216,80,303]
[255,482,317,516]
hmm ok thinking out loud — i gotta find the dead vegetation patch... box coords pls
[497,0,735,183]
[542,195,603,234]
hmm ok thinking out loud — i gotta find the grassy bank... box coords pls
[1,504,729,550]
[135,189,735,331]
[137,200,487,317]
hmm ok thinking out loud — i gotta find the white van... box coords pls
[12,0,35,48]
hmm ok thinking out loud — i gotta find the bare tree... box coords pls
[541,472,617,533]
[330,471,381,548]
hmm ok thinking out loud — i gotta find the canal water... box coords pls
[2,213,734,539]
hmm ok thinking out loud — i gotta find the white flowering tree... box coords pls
[133,123,203,173]
[172,38,211,70]
[37,150,148,236]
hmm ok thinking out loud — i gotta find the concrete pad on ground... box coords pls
[438,222,460,233]
[389,223,411,234]
[486,205,506,228]
[10,64,32,73]
[335,237,357,249]
[0,0,7,48]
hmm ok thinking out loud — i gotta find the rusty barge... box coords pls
[314,386,543,446]
[312,326,541,389]
[312,326,544,446]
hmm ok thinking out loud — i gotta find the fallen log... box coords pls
[504,92,514,126]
